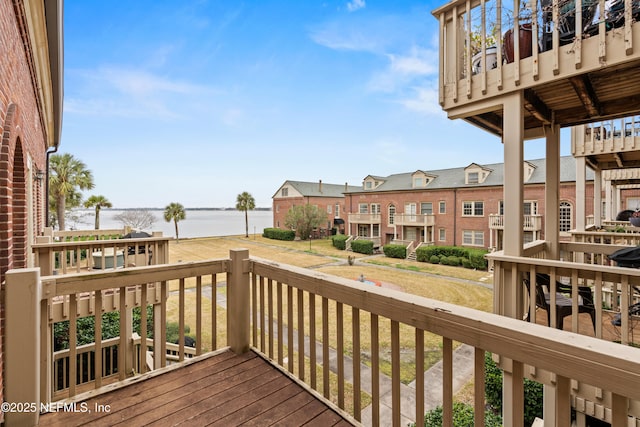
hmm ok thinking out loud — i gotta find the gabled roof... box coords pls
[272,180,360,199]
[345,156,593,193]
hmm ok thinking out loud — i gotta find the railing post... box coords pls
[35,235,54,276]
[5,268,42,426]
[228,249,250,354]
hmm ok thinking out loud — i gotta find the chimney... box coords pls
[344,182,348,192]
[319,179,323,193]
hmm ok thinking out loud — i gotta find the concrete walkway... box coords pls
[193,283,476,425]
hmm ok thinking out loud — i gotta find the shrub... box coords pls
[332,234,348,250]
[444,255,461,266]
[429,255,441,264]
[351,239,374,255]
[461,257,472,268]
[262,228,295,241]
[485,353,543,426]
[419,402,503,427]
[383,244,406,259]
[415,245,489,270]
[467,249,489,269]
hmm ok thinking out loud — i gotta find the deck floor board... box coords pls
[39,350,353,427]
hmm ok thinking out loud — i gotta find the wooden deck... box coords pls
[39,349,354,427]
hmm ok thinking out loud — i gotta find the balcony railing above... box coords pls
[489,214,542,230]
[348,213,381,224]
[431,0,640,135]
[393,213,435,226]
[573,116,640,165]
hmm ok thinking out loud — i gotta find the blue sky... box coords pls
[62,0,570,208]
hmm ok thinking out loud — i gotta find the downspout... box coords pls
[44,145,58,227]
[453,188,457,246]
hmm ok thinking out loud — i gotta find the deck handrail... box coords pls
[33,235,171,275]
[5,249,640,425]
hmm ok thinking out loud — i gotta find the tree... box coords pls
[284,204,328,240]
[49,153,94,230]
[84,195,112,229]
[164,202,186,241]
[235,192,256,238]
[114,209,156,231]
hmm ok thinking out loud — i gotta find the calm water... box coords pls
[69,209,274,239]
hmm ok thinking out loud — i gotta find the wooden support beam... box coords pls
[569,75,602,118]
[524,89,552,124]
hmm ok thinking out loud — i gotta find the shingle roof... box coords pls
[346,156,593,193]
[275,181,360,198]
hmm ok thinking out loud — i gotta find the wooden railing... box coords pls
[44,226,131,242]
[570,228,640,246]
[393,213,435,226]
[574,116,640,157]
[5,249,640,426]
[348,213,382,224]
[33,234,170,275]
[489,214,542,230]
[432,0,640,110]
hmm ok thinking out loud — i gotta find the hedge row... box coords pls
[416,245,488,270]
[331,234,348,250]
[382,244,406,259]
[262,228,295,241]
[351,239,374,255]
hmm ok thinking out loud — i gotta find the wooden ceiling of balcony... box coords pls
[466,58,640,144]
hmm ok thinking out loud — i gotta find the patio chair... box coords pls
[523,273,596,331]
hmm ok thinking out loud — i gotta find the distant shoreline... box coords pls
[75,207,273,212]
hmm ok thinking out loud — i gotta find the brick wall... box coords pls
[273,196,348,233]
[0,0,50,415]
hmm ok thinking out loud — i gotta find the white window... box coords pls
[463,201,484,216]
[463,230,484,246]
[335,204,340,217]
[359,203,368,214]
[281,188,288,197]
[421,202,433,215]
[439,201,446,214]
[365,181,372,189]
[467,172,479,184]
[439,228,446,241]
[372,224,380,237]
[327,205,332,214]
[388,205,395,225]
[499,200,537,215]
[414,177,423,187]
[559,201,572,232]
[371,203,381,214]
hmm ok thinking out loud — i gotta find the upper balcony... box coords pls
[393,213,436,227]
[348,213,381,224]
[432,0,640,136]
[573,116,640,168]
[489,213,543,230]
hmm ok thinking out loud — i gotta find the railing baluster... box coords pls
[371,313,380,426]
[211,273,217,350]
[337,301,345,409]
[322,296,330,399]
[474,348,485,427]
[392,320,401,427]
[309,292,317,390]
[352,307,361,421]
[179,278,185,362]
[283,285,294,373]
[140,285,148,371]
[277,280,283,365]
[442,337,453,427]
[118,287,126,380]
[69,293,77,397]
[196,276,202,356]
[251,274,257,349]
[268,278,274,359]
[260,276,266,353]
[297,289,305,381]
[415,328,425,426]
[94,291,103,387]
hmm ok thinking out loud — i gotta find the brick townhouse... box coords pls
[272,180,360,236]
[275,157,640,251]
[0,0,63,416]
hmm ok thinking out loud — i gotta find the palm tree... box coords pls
[235,192,256,238]
[84,195,112,229]
[164,202,186,241]
[49,153,94,230]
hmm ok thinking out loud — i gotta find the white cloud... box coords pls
[347,0,366,12]
[398,86,443,116]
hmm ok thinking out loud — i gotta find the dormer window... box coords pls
[365,181,372,189]
[363,176,385,190]
[464,163,492,184]
[411,171,436,188]
[281,187,288,197]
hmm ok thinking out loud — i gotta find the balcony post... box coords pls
[546,124,561,259]
[228,249,250,354]
[5,268,42,426]
[593,168,602,228]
